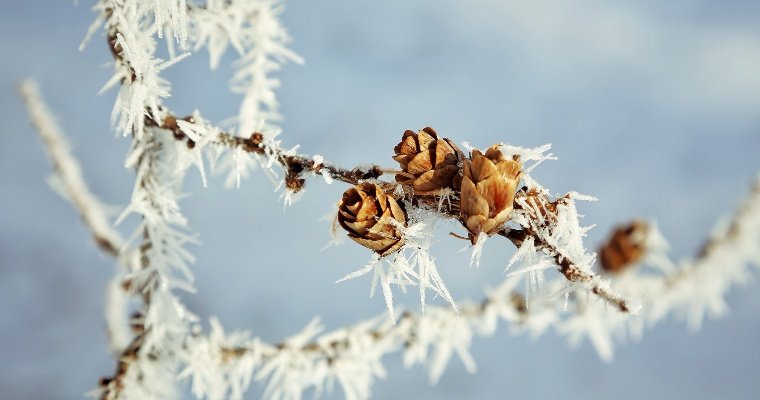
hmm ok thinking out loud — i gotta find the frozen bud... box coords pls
[285,173,305,193]
[250,132,264,146]
[393,127,463,194]
[162,115,185,140]
[162,115,178,131]
[338,183,407,256]
[599,220,649,273]
[460,145,522,244]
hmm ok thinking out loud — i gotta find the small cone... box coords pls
[460,145,522,244]
[599,220,649,273]
[338,183,407,256]
[393,127,463,194]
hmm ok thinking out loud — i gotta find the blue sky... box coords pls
[2,1,759,399]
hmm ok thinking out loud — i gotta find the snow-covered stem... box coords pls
[500,227,635,313]
[157,112,636,313]
[202,120,384,187]
[19,79,133,354]
[186,176,760,396]
[92,2,201,398]
[692,175,760,267]
[19,80,123,256]
[649,174,760,328]
[98,138,191,400]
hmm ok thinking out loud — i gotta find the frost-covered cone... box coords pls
[338,183,407,256]
[460,145,522,244]
[393,127,463,194]
[599,220,649,273]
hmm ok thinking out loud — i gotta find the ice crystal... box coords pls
[337,208,460,323]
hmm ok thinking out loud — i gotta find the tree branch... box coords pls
[19,79,133,355]
[19,80,124,256]
[34,1,759,397]
[25,75,760,399]
[203,174,760,387]
[154,111,635,313]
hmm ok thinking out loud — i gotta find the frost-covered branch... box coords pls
[85,2,203,398]
[180,279,527,399]
[501,225,636,313]
[154,113,635,315]
[19,80,123,256]
[181,176,760,398]
[28,69,760,397]
[157,114,384,187]
[19,79,133,354]
[24,1,760,399]
[645,174,760,329]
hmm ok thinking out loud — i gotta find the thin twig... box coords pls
[697,176,760,260]
[159,111,634,312]
[19,80,124,256]
[500,228,634,312]
[156,113,385,187]
[213,176,760,370]
[226,287,527,362]
[666,174,760,288]
[19,79,133,355]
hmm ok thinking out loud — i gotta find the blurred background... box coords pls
[2,0,760,399]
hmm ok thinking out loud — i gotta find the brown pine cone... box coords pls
[393,127,463,194]
[338,183,407,256]
[460,145,522,244]
[599,220,649,273]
